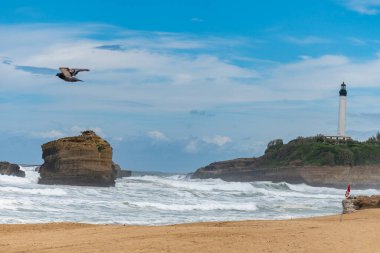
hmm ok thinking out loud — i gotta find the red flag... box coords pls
[345,184,350,198]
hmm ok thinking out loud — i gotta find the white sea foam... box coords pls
[131,175,256,192]
[0,166,379,225]
[0,199,20,210]
[128,201,258,211]
[0,174,32,185]
[20,166,40,183]
[0,186,67,196]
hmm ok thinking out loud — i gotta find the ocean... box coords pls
[1,165,379,225]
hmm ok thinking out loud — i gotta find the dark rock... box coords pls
[38,130,116,187]
[0,162,25,177]
[119,170,132,178]
[113,163,132,178]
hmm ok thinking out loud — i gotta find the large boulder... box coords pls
[38,130,116,187]
[0,162,25,177]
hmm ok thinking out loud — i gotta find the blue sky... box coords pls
[2,0,380,172]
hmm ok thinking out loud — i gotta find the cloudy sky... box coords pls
[1,0,380,172]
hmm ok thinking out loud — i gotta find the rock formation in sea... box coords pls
[38,130,117,187]
[113,163,132,178]
[342,195,380,213]
[0,162,25,177]
[192,135,380,188]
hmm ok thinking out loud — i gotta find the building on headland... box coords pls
[338,82,347,137]
[325,82,351,141]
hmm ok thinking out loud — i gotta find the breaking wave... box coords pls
[0,166,378,225]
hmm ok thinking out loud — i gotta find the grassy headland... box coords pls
[259,133,380,168]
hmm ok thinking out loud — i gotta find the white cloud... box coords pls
[70,126,86,134]
[184,135,232,154]
[5,125,108,141]
[284,36,332,45]
[27,126,105,140]
[341,0,380,15]
[191,17,204,23]
[202,135,232,146]
[32,130,65,139]
[266,54,380,92]
[0,24,265,117]
[90,127,104,137]
[348,37,367,45]
[184,140,199,153]
[147,131,168,141]
[112,136,124,142]
[2,23,380,150]
[2,23,380,113]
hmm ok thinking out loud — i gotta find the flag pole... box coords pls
[340,183,351,222]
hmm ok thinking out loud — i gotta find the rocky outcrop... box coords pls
[342,198,356,214]
[38,131,116,187]
[113,163,132,178]
[0,162,25,177]
[342,195,380,213]
[118,170,132,178]
[193,135,380,188]
[192,158,380,188]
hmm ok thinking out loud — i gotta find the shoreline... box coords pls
[1,209,380,252]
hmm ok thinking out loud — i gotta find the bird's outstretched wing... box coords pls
[59,67,72,78]
[70,68,90,76]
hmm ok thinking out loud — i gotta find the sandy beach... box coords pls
[0,209,380,253]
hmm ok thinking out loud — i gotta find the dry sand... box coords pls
[1,209,380,253]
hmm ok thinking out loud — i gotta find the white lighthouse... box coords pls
[338,82,347,137]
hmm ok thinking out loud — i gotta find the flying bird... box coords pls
[56,67,90,82]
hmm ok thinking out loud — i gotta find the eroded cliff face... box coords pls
[38,131,116,187]
[192,158,380,189]
[0,162,25,177]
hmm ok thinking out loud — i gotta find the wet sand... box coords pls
[1,209,380,252]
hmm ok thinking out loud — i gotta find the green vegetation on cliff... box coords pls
[259,133,380,168]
